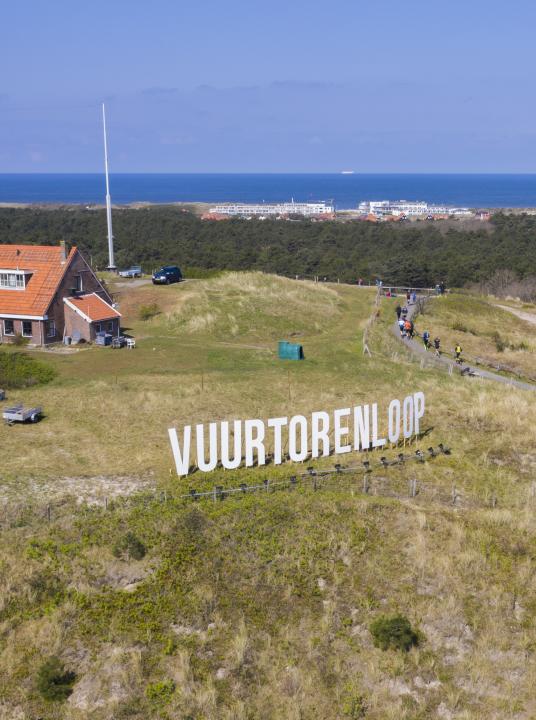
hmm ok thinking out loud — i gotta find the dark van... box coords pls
[152,266,183,285]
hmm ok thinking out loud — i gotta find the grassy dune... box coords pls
[1,274,536,719]
[411,293,536,379]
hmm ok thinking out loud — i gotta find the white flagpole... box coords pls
[102,103,116,270]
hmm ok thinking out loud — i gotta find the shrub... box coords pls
[0,350,56,389]
[452,319,468,333]
[36,656,76,701]
[491,331,506,352]
[369,614,419,652]
[113,531,147,561]
[145,679,176,705]
[139,302,161,321]
[342,688,368,718]
[12,333,29,347]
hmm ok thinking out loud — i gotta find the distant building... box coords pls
[358,200,472,218]
[207,201,335,218]
[0,242,120,346]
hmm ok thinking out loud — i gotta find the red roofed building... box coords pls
[0,242,121,346]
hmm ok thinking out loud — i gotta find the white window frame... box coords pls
[0,272,25,289]
[22,320,33,337]
[3,319,15,336]
[47,320,56,338]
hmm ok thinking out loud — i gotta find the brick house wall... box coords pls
[44,251,113,344]
[63,305,120,342]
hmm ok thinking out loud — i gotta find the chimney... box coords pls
[60,240,67,264]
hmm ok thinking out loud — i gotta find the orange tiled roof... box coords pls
[0,244,75,318]
[65,293,121,322]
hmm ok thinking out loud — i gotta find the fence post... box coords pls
[363,476,369,494]
[213,487,217,503]
[47,504,51,523]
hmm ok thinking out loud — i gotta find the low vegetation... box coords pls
[138,302,161,321]
[0,349,56,389]
[1,272,536,718]
[407,293,536,379]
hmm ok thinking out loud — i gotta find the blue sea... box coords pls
[1,174,536,209]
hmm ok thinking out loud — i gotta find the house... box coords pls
[0,241,121,346]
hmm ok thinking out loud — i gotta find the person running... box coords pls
[395,304,402,320]
[422,330,430,350]
[404,319,412,338]
[406,290,411,302]
[434,337,441,356]
[454,343,463,364]
[411,291,417,304]
[401,305,408,319]
[408,319,415,338]
[398,318,405,337]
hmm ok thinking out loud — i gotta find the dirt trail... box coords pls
[496,304,536,326]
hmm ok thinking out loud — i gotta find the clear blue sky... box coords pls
[1,0,536,172]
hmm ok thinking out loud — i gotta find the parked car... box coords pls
[118,265,142,278]
[152,266,182,285]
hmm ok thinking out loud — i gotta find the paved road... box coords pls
[391,301,536,392]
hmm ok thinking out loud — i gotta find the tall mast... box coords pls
[102,103,116,270]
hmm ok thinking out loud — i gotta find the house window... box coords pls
[75,275,82,292]
[3,319,14,335]
[47,320,56,338]
[106,321,114,332]
[22,321,32,337]
[95,322,103,333]
[0,272,25,289]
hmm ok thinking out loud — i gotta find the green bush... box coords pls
[369,614,419,652]
[36,656,76,701]
[113,531,147,561]
[12,333,29,347]
[451,319,468,333]
[138,302,161,321]
[145,679,176,705]
[491,331,506,352]
[0,350,56,389]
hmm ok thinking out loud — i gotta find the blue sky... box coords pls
[1,0,536,172]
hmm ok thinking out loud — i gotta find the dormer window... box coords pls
[0,270,31,290]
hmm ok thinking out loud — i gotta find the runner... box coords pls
[422,330,430,350]
[398,318,405,337]
[404,319,412,338]
[434,337,441,356]
[395,304,402,320]
[454,343,463,364]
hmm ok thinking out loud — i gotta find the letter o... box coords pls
[403,395,414,439]
[388,399,401,444]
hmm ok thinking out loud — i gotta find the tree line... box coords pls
[0,207,534,287]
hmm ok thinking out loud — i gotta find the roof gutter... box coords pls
[0,313,46,321]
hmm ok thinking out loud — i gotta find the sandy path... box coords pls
[496,304,536,326]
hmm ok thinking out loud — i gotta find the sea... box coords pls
[1,174,536,210]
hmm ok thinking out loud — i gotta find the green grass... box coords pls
[409,293,536,378]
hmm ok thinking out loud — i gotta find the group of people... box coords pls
[395,302,463,363]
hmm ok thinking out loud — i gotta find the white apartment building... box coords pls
[209,201,335,217]
[358,200,472,217]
